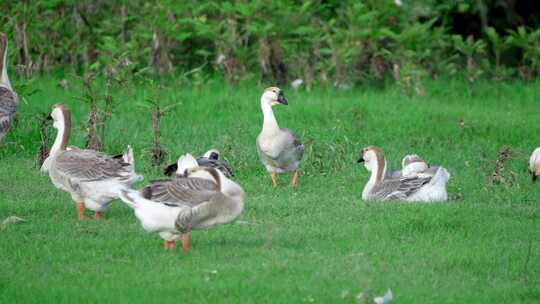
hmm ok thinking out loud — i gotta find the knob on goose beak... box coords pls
[277,91,288,105]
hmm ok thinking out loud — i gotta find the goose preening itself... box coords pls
[163,149,234,178]
[389,154,429,178]
[46,104,142,220]
[256,87,304,187]
[119,154,245,251]
[358,146,450,202]
[529,147,540,182]
[0,32,19,141]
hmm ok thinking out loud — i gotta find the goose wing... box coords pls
[371,175,432,200]
[0,87,18,135]
[54,149,131,182]
[141,177,219,207]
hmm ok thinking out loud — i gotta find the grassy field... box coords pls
[1,77,539,303]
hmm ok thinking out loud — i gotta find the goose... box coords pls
[529,147,540,182]
[46,103,142,220]
[389,154,429,178]
[0,32,19,141]
[358,146,450,202]
[256,87,304,187]
[119,153,245,251]
[163,149,234,178]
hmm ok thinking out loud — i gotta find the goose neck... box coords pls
[261,102,279,133]
[0,38,11,89]
[362,157,387,200]
[50,114,71,157]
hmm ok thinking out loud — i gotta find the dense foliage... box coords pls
[2,0,540,88]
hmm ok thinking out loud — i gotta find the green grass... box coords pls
[1,77,539,303]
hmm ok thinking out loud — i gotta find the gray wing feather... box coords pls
[54,149,131,182]
[371,176,432,200]
[142,177,219,207]
[0,87,18,137]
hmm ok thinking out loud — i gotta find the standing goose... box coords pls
[0,32,19,141]
[358,146,450,202]
[529,147,540,182]
[47,104,142,220]
[119,154,245,251]
[163,148,234,178]
[256,87,304,187]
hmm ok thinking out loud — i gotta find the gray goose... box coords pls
[0,32,19,141]
[163,149,234,178]
[47,104,142,220]
[119,154,245,251]
[358,146,450,202]
[256,87,304,187]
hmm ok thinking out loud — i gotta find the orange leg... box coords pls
[182,233,191,252]
[94,212,102,220]
[76,202,85,221]
[271,173,278,187]
[163,240,175,250]
[290,171,299,187]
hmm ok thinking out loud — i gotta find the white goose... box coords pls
[529,147,540,182]
[358,146,450,202]
[0,32,19,141]
[46,104,142,220]
[163,148,234,178]
[389,154,429,178]
[119,154,245,251]
[256,87,304,187]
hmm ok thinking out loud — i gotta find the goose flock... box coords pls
[2,32,538,252]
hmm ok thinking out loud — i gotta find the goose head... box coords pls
[357,146,385,171]
[402,154,426,168]
[203,149,220,160]
[175,153,199,177]
[261,87,288,107]
[401,154,428,176]
[49,103,71,130]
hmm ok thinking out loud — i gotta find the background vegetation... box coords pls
[2,0,540,89]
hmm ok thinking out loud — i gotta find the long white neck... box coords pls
[50,116,68,158]
[362,159,387,200]
[217,171,245,215]
[1,41,11,90]
[261,99,279,134]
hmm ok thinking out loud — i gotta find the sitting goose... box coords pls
[389,154,429,178]
[256,87,304,187]
[529,147,540,182]
[119,154,245,251]
[46,104,142,220]
[0,32,19,141]
[163,149,234,178]
[358,146,450,202]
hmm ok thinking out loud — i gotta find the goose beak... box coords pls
[357,157,365,163]
[209,152,219,160]
[277,92,288,105]
[46,114,53,120]
[533,174,538,182]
